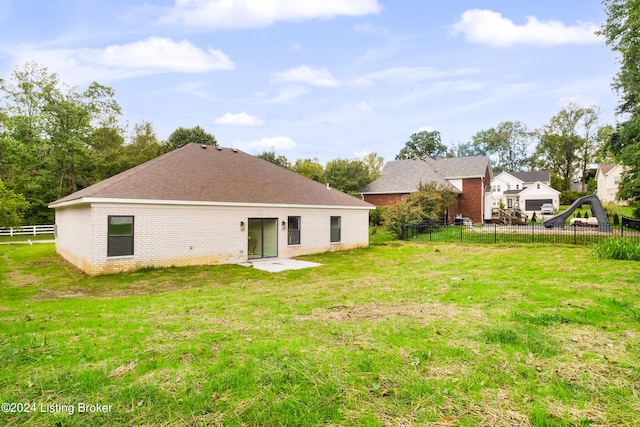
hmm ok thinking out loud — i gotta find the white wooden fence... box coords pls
[0,225,55,237]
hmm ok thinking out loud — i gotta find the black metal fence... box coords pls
[402,216,640,246]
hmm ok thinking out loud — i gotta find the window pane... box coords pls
[288,216,300,230]
[108,216,134,256]
[330,216,341,242]
[288,216,300,245]
[109,216,133,236]
[331,216,340,229]
[108,236,133,257]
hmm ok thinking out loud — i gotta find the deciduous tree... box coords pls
[0,179,29,227]
[470,121,532,173]
[599,0,640,210]
[0,62,122,222]
[324,158,373,195]
[396,130,447,160]
[532,104,600,191]
[257,149,290,169]
[292,158,324,182]
[165,125,216,151]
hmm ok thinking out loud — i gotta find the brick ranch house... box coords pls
[359,156,493,224]
[49,143,373,276]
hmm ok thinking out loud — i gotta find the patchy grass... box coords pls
[1,242,640,426]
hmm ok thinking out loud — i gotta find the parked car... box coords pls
[540,203,554,215]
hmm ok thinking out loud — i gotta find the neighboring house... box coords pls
[490,171,560,216]
[596,164,626,204]
[49,144,373,276]
[359,156,493,224]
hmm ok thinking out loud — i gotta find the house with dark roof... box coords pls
[490,171,560,216]
[359,156,493,224]
[49,144,373,275]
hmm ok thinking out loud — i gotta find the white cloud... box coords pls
[214,112,264,126]
[358,66,481,86]
[558,95,600,109]
[272,65,341,87]
[12,37,234,83]
[260,85,311,103]
[159,0,381,28]
[345,101,374,112]
[449,9,601,47]
[417,126,435,132]
[242,136,296,151]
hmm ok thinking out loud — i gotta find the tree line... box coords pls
[396,104,613,195]
[5,12,640,229]
[599,0,640,217]
[0,62,216,226]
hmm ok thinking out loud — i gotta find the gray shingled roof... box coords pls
[511,170,550,183]
[50,144,372,208]
[360,156,491,194]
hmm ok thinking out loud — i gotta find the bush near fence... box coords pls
[402,216,640,246]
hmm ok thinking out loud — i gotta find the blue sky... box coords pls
[0,0,619,164]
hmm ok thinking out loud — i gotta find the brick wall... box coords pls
[456,178,484,223]
[54,203,370,275]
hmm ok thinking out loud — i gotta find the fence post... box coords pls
[460,225,463,243]
[573,224,577,245]
[531,223,534,243]
[10,228,13,237]
[494,224,497,244]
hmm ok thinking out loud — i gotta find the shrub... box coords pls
[369,206,385,226]
[382,183,456,238]
[594,237,640,261]
[381,201,423,238]
[613,213,620,226]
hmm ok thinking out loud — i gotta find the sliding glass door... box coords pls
[248,218,278,259]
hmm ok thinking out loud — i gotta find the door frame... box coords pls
[247,218,278,260]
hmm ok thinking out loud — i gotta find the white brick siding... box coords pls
[55,202,370,275]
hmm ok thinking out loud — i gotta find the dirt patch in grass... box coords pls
[545,399,608,427]
[551,325,629,360]
[307,301,478,323]
[108,361,138,378]
[6,270,33,287]
[31,289,88,300]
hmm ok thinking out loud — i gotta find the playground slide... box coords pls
[543,195,612,233]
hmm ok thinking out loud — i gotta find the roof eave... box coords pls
[50,197,374,210]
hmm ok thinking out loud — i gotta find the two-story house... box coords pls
[596,164,627,204]
[490,171,560,218]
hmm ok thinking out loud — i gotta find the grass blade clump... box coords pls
[594,237,640,261]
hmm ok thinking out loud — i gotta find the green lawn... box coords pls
[0,234,55,243]
[1,242,640,426]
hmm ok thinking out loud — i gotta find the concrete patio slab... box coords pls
[239,258,322,273]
